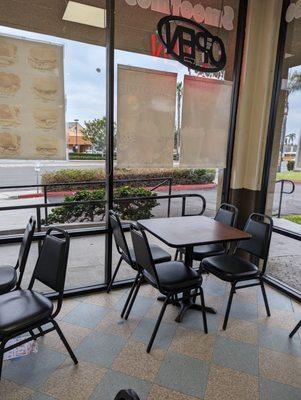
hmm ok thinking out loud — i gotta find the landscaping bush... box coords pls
[42,169,106,191]
[69,153,105,160]
[42,168,215,191]
[44,186,158,224]
[287,160,295,171]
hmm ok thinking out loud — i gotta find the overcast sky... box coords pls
[0,25,300,142]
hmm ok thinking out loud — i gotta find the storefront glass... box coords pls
[112,0,241,280]
[0,1,108,291]
[266,0,301,294]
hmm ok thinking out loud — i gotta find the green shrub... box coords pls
[44,186,158,224]
[42,168,215,191]
[42,169,106,191]
[113,186,158,220]
[287,160,295,171]
[69,153,105,160]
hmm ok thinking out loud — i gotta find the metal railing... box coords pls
[0,177,173,225]
[274,179,295,218]
[0,193,206,243]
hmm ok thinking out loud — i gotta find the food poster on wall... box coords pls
[117,65,177,168]
[0,34,66,160]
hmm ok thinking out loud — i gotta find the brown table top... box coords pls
[138,216,251,248]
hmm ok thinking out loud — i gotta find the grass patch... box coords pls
[283,214,301,225]
[276,171,301,182]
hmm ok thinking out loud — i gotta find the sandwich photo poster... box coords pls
[0,34,66,159]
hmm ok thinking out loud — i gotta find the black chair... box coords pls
[125,226,207,353]
[203,213,273,330]
[289,320,301,338]
[107,211,171,317]
[114,389,140,400]
[0,216,36,294]
[175,203,238,264]
[0,227,78,378]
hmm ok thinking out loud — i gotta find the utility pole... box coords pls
[74,118,79,153]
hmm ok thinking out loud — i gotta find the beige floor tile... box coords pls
[292,300,301,315]
[258,308,296,330]
[218,318,258,345]
[169,327,215,362]
[145,300,180,323]
[112,340,165,381]
[147,384,199,400]
[82,290,125,308]
[259,348,301,389]
[203,294,224,312]
[96,309,139,339]
[204,364,259,400]
[55,299,82,320]
[139,284,158,298]
[0,380,34,400]
[234,288,258,304]
[42,359,106,400]
[39,321,91,354]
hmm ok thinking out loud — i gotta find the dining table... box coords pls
[138,215,251,322]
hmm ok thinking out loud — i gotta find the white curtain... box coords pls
[180,75,232,168]
[117,65,177,168]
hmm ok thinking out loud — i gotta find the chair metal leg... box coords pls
[124,276,142,320]
[199,287,208,334]
[121,273,140,318]
[260,279,271,317]
[38,326,44,336]
[223,284,235,330]
[107,256,123,293]
[147,295,170,353]
[289,320,301,338]
[0,340,5,380]
[52,320,78,365]
[174,249,179,261]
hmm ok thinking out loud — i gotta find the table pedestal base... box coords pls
[157,294,216,323]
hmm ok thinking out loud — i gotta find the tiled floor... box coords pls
[1,274,301,400]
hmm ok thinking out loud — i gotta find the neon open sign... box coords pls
[157,16,226,72]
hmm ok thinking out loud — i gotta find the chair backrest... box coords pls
[114,389,140,400]
[29,227,70,316]
[109,210,132,263]
[237,213,273,268]
[215,203,238,227]
[16,216,36,288]
[130,225,160,286]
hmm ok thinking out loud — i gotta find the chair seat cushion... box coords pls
[0,289,53,338]
[130,244,171,265]
[144,261,201,292]
[0,265,17,294]
[202,255,259,282]
[179,244,225,260]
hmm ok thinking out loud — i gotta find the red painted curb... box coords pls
[155,183,216,191]
[17,183,217,199]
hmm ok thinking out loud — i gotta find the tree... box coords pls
[279,71,301,170]
[82,117,107,152]
[175,82,183,160]
[285,132,296,145]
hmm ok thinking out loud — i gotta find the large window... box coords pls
[0,1,108,292]
[0,0,245,294]
[112,0,241,282]
[266,0,301,295]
